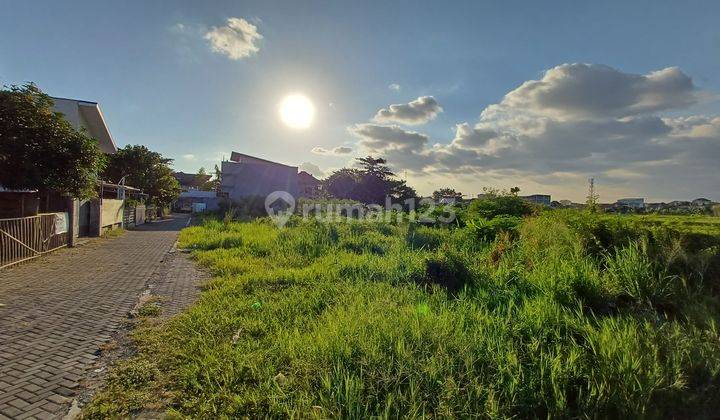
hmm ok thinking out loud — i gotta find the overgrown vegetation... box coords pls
[85,208,720,418]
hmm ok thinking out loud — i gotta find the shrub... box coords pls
[466,216,522,242]
[422,248,472,292]
[605,241,677,308]
[464,193,534,221]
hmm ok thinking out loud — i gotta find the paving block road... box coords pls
[0,214,204,419]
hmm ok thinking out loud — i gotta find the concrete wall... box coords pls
[221,161,298,201]
[101,199,124,232]
[135,205,146,225]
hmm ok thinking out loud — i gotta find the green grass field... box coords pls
[619,214,720,236]
[84,211,720,418]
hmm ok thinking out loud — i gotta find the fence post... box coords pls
[67,197,77,247]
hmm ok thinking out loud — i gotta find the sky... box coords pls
[1,0,719,202]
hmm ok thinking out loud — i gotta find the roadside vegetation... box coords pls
[84,197,720,418]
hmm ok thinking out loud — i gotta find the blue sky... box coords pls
[2,0,719,201]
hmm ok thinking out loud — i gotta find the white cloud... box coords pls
[389,83,401,92]
[299,162,324,178]
[485,63,698,120]
[311,146,353,156]
[349,63,720,201]
[373,96,443,125]
[182,154,197,160]
[204,17,262,60]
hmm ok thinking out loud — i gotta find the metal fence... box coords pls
[0,213,70,269]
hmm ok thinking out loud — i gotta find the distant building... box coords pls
[437,196,458,205]
[692,198,713,207]
[173,190,219,213]
[173,172,212,192]
[298,171,322,198]
[521,194,551,206]
[220,152,298,200]
[667,200,691,207]
[615,198,645,209]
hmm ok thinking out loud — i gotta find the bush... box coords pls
[466,215,522,242]
[463,193,534,221]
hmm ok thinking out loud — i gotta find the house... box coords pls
[220,152,299,200]
[174,171,212,192]
[1,97,136,267]
[51,97,118,154]
[52,98,151,234]
[521,194,552,206]
[615,198,645,209]
[1,97,122,218]
[173,190,220,213]
[298,171,322,198]
[692,198,713,207]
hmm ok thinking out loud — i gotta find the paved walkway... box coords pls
[0,214,204,419]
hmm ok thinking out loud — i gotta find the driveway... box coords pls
[0,214,204,419]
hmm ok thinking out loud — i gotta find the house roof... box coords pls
[298,171,321,185]
[174,172,211,187]
[229,152,297,169]
[51,97,117,154]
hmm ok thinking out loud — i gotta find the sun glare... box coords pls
[279,94,315,129]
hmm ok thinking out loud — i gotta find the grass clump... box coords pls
[85,211,720,418]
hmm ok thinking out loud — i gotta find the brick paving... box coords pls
[0,214,204,419]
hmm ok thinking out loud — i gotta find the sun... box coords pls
[279,94,315,129]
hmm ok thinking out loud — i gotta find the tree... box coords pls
[0,83,105,198]
[432,188,463,200]
[324,168,362,200]
[195,167,214,191]
[356,156,394,179]
[323,156,417,205]
[210,164,222,191]
[102,145,180,208]
[585,178,600,213]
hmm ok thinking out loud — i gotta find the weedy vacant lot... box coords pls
[85,210,720,418]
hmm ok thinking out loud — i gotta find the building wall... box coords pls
[221,161,298,200]
[52,98,84,129]
[522,195,552,206]
[616,198,645,208]
[101,198,124,231]
[51,98,116,154]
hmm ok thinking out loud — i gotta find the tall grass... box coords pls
[85,211,720,418]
